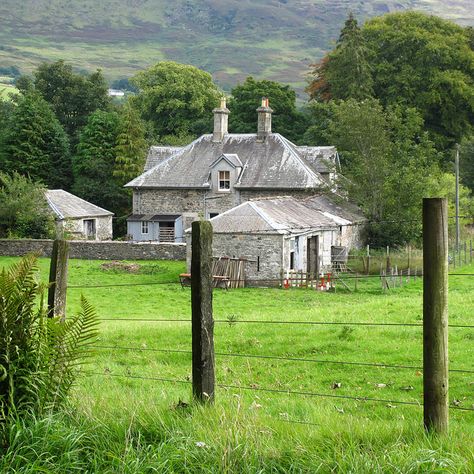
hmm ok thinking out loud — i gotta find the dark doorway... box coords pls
[306,236,320,277]
[159,222,175,242]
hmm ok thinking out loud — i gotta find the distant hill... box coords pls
[0,0,472,95]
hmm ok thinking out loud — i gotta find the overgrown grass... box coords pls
[1,256,473,472]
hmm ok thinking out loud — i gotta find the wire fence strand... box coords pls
[89,345,474,375]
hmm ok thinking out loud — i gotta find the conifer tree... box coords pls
[113,102,148,183]
[308,13,373,101]
[0,92,71,189]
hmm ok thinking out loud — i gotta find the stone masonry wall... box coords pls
[0,239,186,261]
[186,232,283,285]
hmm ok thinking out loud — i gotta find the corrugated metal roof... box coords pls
[192,194,364,235]
[126,134,326,190]
[45,190,113,220]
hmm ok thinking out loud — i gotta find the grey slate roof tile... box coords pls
[126,134,332,190]
[45,190,113,220]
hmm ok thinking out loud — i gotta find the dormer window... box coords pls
[218,170,231,191]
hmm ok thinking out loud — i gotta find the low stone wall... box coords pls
[0,239,186,261]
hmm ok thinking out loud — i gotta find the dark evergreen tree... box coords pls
[72,110,129,235]
[113,102,148,183]
[308,13,373,102]
[0,92,71,189]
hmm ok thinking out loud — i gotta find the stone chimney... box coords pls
[212,97,230,142]
[256,97,273,142]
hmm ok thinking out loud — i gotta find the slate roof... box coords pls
[126,134,333,190]
[189,195,365,235]
[296,146,338,173]
[127,214,181,222]
[144,146,183,171]
[45,190,113,220]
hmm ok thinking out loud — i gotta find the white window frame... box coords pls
[141,221,149,234]
[218,170,231,191]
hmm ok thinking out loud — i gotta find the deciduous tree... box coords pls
[131,61,220,141]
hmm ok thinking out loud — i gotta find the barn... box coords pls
[185,194,365,285]
[45,189,113,240]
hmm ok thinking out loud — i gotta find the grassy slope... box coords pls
[1,256,473,472]
[0,0,472,93]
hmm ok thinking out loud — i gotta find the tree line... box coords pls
[0,10,473,245]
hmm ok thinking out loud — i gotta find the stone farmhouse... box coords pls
[45,189,113,240]
[125,98,365,276]
[126,99,340,239]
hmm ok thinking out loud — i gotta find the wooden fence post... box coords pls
[47,239,69,322]
[423,198,449,434]
[191,221,215,403]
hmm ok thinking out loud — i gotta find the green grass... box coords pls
[0,83,18,100]
[1,256,474,472]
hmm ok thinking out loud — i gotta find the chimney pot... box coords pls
[212,97,230,142]
[256,97,273,142]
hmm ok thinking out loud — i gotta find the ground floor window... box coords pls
[290,251,295,270]
[141,221,149,234]
[209,212,219,219]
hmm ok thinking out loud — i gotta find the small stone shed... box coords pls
[185,195,365,285]
[45,189,113,240]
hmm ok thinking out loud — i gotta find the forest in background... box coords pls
[0,11,473,246]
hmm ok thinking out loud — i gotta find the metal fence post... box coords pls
[191,221,215,403]
[423,198,449,434]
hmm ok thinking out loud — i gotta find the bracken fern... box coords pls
[0,255,98,445]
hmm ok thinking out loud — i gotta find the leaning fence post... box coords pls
[423,198,449,434]
[191,220,215,403]
[47,239,69,322]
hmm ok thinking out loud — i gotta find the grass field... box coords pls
[0,83,18,100]
[1,255,474,472]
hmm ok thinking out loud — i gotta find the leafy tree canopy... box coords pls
[229,76,306,144]
[327,98,441,246]
[0,92,71,189]
[0,172,55,239]
[308,12,474,150]
[23,60,110,144]
[363,12,474,148]
[131,61,221,140]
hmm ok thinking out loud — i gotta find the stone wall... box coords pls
[186,231,283,285]
[58,215,113,241]
[0,239,186,261]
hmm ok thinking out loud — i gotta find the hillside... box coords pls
[0,0,473,93]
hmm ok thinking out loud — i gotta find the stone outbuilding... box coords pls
[45,189,113,240]
[185,194,365,284]
[125,98,340,242]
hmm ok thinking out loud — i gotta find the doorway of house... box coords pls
[306,235,320,278]
[83,219,96,239]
